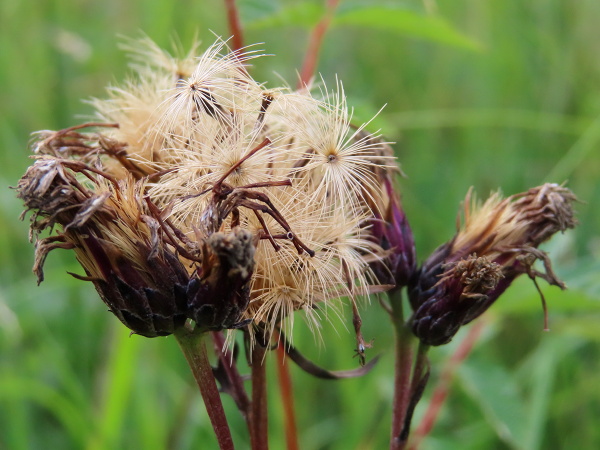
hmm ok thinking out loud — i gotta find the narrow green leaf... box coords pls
[238,0,279,23]
[0,377,91,447]
[545,113,600,182]
[514,336,580,450]
[332,8,482,51]
[458,360,527,449]
[1,398,29,450]
[86,325,142,450]
[244,2,324,29]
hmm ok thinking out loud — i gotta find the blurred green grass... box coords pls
[1,0,599,449]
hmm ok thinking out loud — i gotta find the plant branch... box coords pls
[251,343,269,450]
[409,320,486,450]
[388,289,416,450]
[297,0,341,88]
[276,337,299,450]
[175,326,234,450]
[212,331,252,422]
[224,0,244,52]
[399,342,430,445]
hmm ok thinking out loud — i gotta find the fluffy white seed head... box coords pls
[88,37,399,343]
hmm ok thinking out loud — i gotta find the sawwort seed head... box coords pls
[17,37,403,344]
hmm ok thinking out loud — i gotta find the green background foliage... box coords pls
[1,0,599,448]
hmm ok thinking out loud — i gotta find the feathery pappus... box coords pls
[17,37,405,349]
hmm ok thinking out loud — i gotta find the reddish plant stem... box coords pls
[224,0,244,52]
[398,343,430,446]
[389,290,415,450]
[175,327,234,450]
[409,320,486,450]
[409,343,430,397]
[251,344,269,450]
[211,331,252,423]
[276,339,299,450]
[297,0,341,88]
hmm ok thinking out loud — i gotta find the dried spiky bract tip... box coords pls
[16,156,257,336]
[16,37,400,342]
[17,157,190,337]
[408,183,577,346]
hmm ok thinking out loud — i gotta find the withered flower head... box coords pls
[16,155,255,337]
[408,183,577,346]
[16,38,400,343]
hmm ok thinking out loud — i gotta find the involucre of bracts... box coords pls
[16,157,255,336]
[16,37,407,342]
[408,184,578,346]
[368,175,417,291]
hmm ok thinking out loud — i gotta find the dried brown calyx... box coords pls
[16,153,258,337]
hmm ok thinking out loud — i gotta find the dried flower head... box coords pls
[16,38,401,344]
[16,151,257,337]
[408,183,577,346]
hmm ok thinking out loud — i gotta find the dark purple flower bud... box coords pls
[408,184,577,346]
[370,176,417,290]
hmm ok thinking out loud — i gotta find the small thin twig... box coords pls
[251,344,269,450]
[409,320,486,450]
[399,343,430,444]
[297,0,341,88]
[224,0,244,52]
[389,290,415,450]
[211,331,252,422]
[174,327,234,450]
[530,275,550,331]
[276,338,299,450]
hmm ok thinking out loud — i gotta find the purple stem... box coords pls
[389,290,416,450]
[175,327,234,450]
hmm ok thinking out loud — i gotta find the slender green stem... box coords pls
[389,289,416,450]
[166,382,196,450]
[251,343,269,450]
[175,327,234,450]
[87,324,141,450]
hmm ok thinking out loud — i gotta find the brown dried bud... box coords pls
[16,156,256,337]
[408,183,577,346]
[187,228,255,332]
[17,158,191,336]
